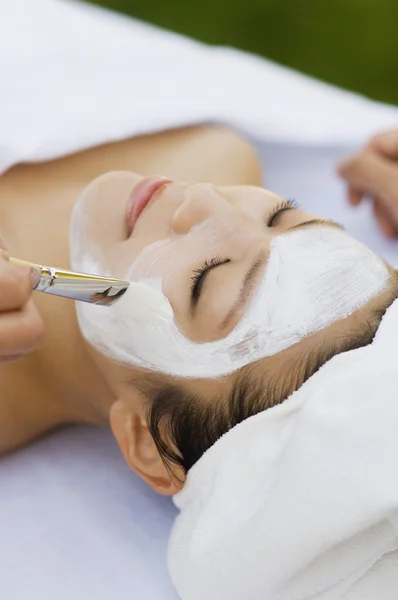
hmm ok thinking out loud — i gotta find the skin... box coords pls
[0,124,395,496]
[0,253,43,363]
[339,129,398,238]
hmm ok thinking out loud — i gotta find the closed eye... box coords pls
[190,257,230,310]
[267,199,299,227]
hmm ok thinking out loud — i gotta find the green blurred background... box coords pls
[86,0,398,105]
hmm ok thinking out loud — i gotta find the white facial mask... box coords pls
[71,224,390,378]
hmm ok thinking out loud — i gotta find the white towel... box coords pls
[1,0,398,175]
[169,298,398,600]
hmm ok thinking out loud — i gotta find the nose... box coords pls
[171,184,236,235]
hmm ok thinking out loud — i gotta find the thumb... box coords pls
[338,150,398,216]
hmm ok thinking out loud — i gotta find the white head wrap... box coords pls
[169,299,398,600]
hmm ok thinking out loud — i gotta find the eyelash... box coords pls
[189,198,299,304]
[267,198,299,227]
[190,256,229,305]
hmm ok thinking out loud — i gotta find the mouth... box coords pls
[126,176,171,235]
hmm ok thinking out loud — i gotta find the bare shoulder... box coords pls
[0,124,264,195]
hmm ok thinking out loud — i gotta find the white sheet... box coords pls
[1,0,398,175]
[1,1,398,599]
[0,425,179,600]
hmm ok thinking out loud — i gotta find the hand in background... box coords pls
[338,129,398,238]
[0,248,43,364]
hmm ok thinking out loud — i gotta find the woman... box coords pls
[0,122,397,496]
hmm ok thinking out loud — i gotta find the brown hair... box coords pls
[143,290,396,476]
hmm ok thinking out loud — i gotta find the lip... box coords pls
[126,176,171,235]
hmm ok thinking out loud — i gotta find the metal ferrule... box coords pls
[35,266,129,306]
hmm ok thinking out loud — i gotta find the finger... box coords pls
[347,185,364,206]
[367,129,398,159]
[338,151,398,213]
[0,262,34,311]
[0,300,44,355]
[373,199,397,238]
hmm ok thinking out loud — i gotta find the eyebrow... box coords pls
[219,218,345,331]
[288,218,345,232]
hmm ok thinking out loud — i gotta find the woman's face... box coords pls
[71,170,391,378]
[71,170,347,346]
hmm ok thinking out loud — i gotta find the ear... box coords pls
[109,398,184,496]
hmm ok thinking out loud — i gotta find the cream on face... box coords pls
[70,214,390,378]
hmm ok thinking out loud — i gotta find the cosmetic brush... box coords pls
[10,258,129,307]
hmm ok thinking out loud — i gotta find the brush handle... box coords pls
[9,257,42,289]
[9,257,41,277]
[9,258,33,268]
[9,257,129,306]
